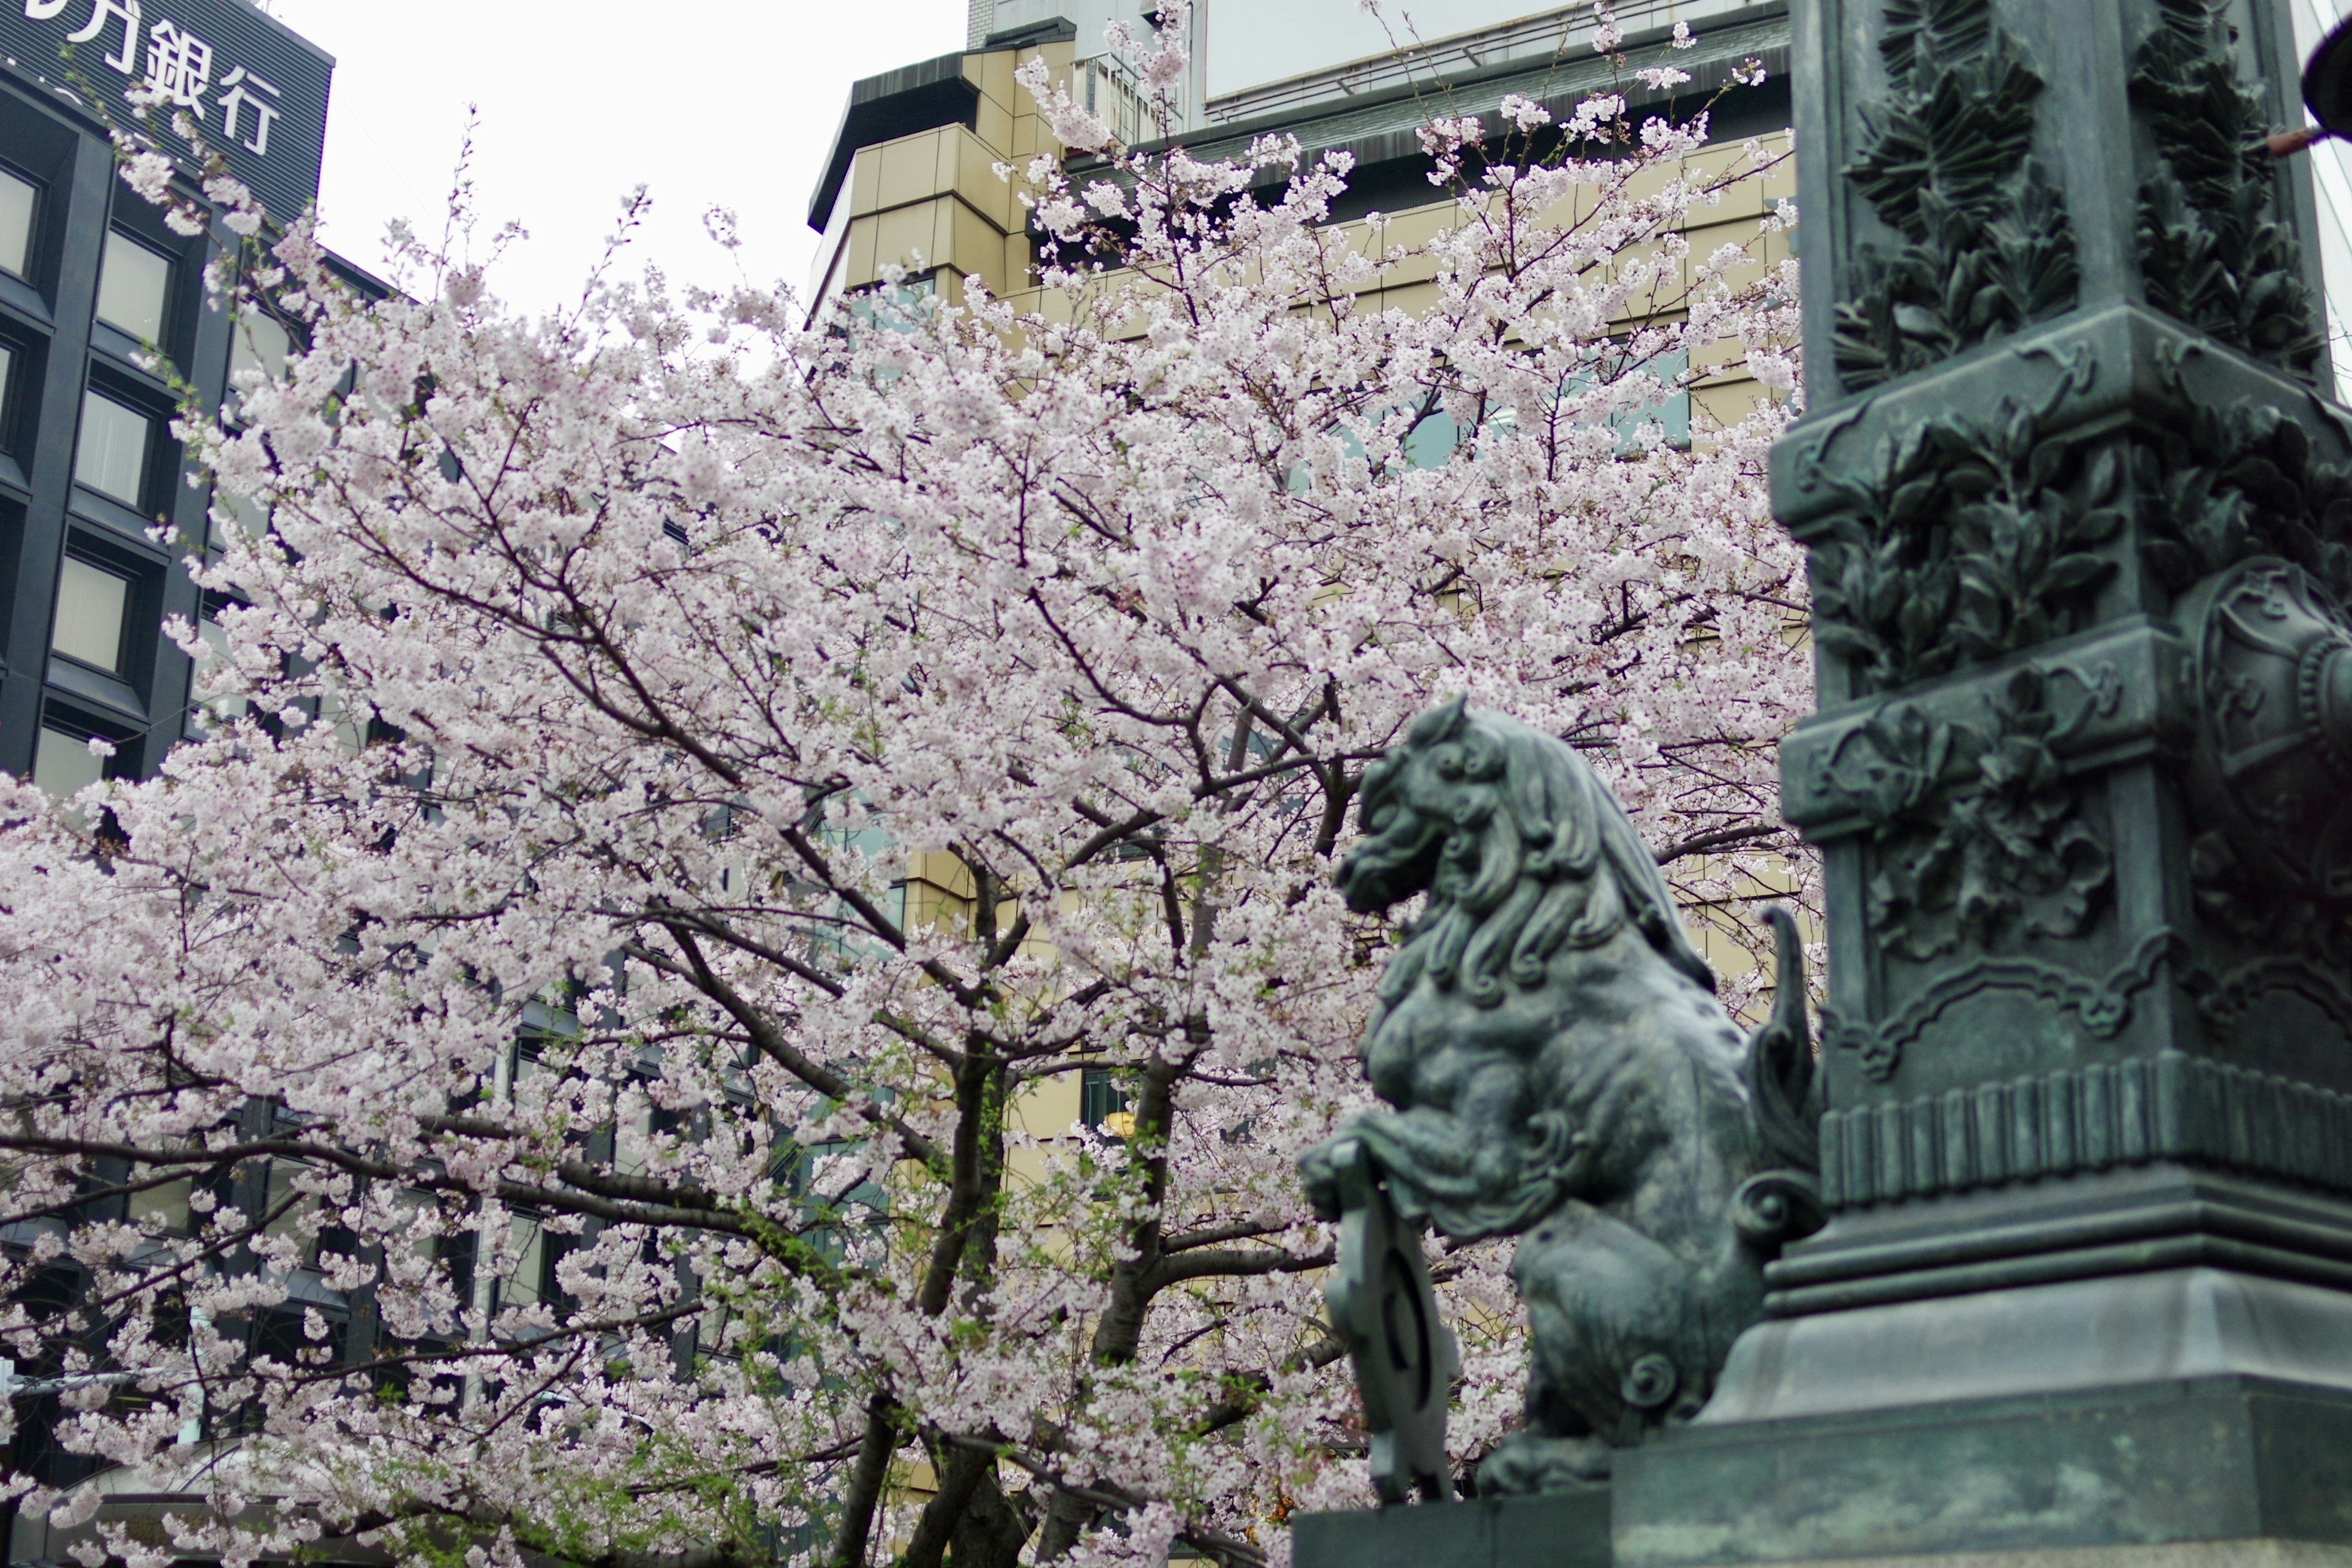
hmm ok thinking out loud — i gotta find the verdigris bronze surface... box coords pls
[1300,699,1821,1496]
[1313,1137,1458,1505]
[1295,0,2352,1557]
[1594,0,2352,1559]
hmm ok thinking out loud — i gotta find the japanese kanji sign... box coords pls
[0,0,330,220]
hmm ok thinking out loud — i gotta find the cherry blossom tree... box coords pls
[0,15,1804,1568]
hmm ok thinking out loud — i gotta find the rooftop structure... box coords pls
[805,2,1793,314]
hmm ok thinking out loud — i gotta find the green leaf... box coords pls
[1890,477,1942,528]
[2026,436,2070,496]
[1943,461,2001,499]
[2073,507,2126,545]
[1815,624,1884,668]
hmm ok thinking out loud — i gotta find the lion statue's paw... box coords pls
[1476,1431,1614,1496]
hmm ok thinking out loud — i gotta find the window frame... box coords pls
[94,225,176,345]
[30,707,127,797]
[0,333,21,458]
[227,302,297,405]
[0,161,39,284]
[49,551,133,675]
[73,382,162,512]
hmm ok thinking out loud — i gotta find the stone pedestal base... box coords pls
[1294,1269,2352,1568]
[1293,1496,2352,1568]
[1292,1490,1610,1568]
[1291,1501,2352,1568]
[1607,1267,2352,1565]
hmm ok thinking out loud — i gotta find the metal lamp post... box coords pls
[1605,0,2352,1562]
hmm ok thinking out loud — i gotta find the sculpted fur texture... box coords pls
[1302,700,1821,1493]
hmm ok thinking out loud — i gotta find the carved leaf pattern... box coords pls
[1820,668,2113,962]
[2138,354,2352,598]
[2132,0,2324,379]
[1811,372,2122,693]
[1833,0,2079,391]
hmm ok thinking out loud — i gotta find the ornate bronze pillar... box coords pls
[1613,0,2352,1561]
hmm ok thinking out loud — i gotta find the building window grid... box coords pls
[1,26,369,1491]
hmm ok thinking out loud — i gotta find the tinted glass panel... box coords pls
[32,724,104,797]
[96,230,170,340]
[129,1177,192,1233]
[209,488,267,549]
[1081,1067,1131,1133]
[52,555,129,671]
[229,309,293,390]
[0,170,32,279]
[0,341,13,431]
[193,610,246,723]
[75,389,149,503]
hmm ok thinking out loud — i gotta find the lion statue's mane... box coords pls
[1345,697,1719,1012]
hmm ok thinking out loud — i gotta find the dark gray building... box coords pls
[0,2,361,1546]
[0,0,343,793]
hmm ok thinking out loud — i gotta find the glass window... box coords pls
[192,607,246,725]
[229,309,293,390]
[0,340,13,432]
[208,487,267,549]
[75,388,151,504]
[96,229,170,341]
[32,723,104,797]
[264,1159,319,1265]
[52,554,129,671]
[130,1177,192,1233]
[1081,1066,1133,1136]
[0,169,34,280]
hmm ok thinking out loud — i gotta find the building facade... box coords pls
[807,1,1793,314]
[0,0,336,796]
[2292,0,2352,395]
[0,1,352,1551]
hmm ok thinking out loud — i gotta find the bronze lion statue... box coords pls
[1300,698,1820,1495]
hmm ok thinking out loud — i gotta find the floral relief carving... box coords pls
[1832,0,2079,391]
[1814,666,2113,963]
[2138,354,2352,603]
[2132,0,2324,381]
[1811,360,2120,694]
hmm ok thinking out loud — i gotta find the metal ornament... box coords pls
[2187,556,2352,902]
[1320,1137,1457,1506]
[2305,13,2352,142]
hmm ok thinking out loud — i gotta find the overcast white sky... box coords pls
[258,0,970,316]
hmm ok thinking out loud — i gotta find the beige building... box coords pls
[806,1,1794,317]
